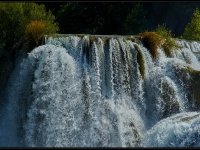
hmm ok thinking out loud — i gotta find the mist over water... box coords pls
[0,35,200,147]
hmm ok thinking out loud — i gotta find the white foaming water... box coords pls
[0,35,200,147]
[142,112,200,147]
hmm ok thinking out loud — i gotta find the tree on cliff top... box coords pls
[183,8,200,41]
[0,2,59,54]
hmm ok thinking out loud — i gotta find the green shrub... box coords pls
[139,26,179,59]
[25,20,58,46]
[0,3,24,48]
[155,25,179,57]
[183,8,200,41]
[0,2,59,52]
[139,31,165,59]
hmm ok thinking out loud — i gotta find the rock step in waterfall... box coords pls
[0,35,200,147]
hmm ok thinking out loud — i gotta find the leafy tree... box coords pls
[183,8,200,41]
[57,2,135,34]
[0,2,59,53]
[124,3,147,34]
[0,3,25,50]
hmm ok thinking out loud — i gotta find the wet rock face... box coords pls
[174,66,200,110]
[191,71,200,108]
[160,77,180,118]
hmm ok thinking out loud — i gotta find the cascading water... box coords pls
[0,34,200,147]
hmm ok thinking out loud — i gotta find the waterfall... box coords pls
[0,35,200,147]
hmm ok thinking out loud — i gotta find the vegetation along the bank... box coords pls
[1,2,200,94]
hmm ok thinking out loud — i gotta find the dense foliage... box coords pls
[25,20,58,46]
[183,8,200,41]
[124,3,146,34]
[0,2,58,53]
[42,2,200,36]
[56,2,142,35]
